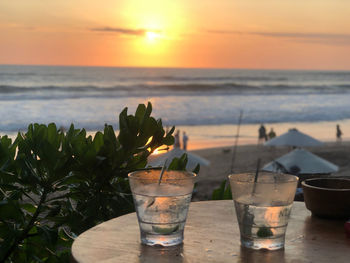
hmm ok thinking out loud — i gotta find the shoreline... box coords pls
[171,119,350,150]
[1,119,349,151]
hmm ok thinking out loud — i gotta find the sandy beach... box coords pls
[191,141,350,201]
[176,120,350,151]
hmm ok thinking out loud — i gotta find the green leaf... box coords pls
[212,180,232,200]
[167,126,175,136]
[223,182,232,200]
[21,203,37,215]
[93,132,104,152]
[257,226,273,237]
[0,200,24,221]
[47,123,58,146]
[163,135,175,146]
[104,124,118,149]
[167,154,188,171]
[37,225,58,246]
[192,164,200,174]
[135,103,146,124]
[145,102,152,119]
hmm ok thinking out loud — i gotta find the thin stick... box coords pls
[158,159,168,185]
[230,110,243,173]
[254,158,261,183]
[252,158,261,194]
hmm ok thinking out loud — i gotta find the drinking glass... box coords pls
[229,172,298,250]
[129,169,196,246]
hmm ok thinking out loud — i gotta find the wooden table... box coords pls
[71,200,350,263]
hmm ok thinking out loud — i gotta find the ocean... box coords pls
[1,65,349,148]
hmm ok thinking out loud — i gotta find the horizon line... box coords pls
[0,63,350,72]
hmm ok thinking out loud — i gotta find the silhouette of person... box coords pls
[268,128,276,140]
[258,124,267,144]
[336,124,342,143]
[182,131,188,151]
[174,130,181,148]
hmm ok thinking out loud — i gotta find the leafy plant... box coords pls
[167,153,200,174]
[0,102,175,262]
[212,180,232,200]
[1,124,74,262]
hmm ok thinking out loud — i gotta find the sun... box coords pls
[145,31,161,43]
[122,0,188,65]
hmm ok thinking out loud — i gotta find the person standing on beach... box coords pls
[268,128,276,140]
[336,124,342,143]
[182,131,189,151]
[258,124,267,144]
[174,130,181,148]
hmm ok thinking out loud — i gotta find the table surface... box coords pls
[71,200,350,263]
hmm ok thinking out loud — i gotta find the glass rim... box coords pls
[128,169,197,181]
[228,172,298,184]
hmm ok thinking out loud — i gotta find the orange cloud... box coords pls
[90,27,146,36]
[207,30,350,46]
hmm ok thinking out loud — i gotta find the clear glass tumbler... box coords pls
[129,169,196,246]
[229,172,298,250]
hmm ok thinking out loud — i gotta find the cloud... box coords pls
[207,29,350,45]
[90,26,146,36]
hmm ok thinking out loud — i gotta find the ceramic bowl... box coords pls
[302,178,350,219]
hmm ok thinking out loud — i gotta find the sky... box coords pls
[0,0,350,70]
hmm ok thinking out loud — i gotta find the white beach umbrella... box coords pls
[148,148,210,171]
[264,128,323,147]
[262,148,338,175]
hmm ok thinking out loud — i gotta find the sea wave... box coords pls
[129,75,289,82]
[1,66,350,134]
[1,100,350,132]
[1,83,350,101]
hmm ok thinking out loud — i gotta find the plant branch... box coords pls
[21,189,39,205]
[46,193,71,203]
[1,189,48,262]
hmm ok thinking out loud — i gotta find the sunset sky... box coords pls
[1,0,350,69]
